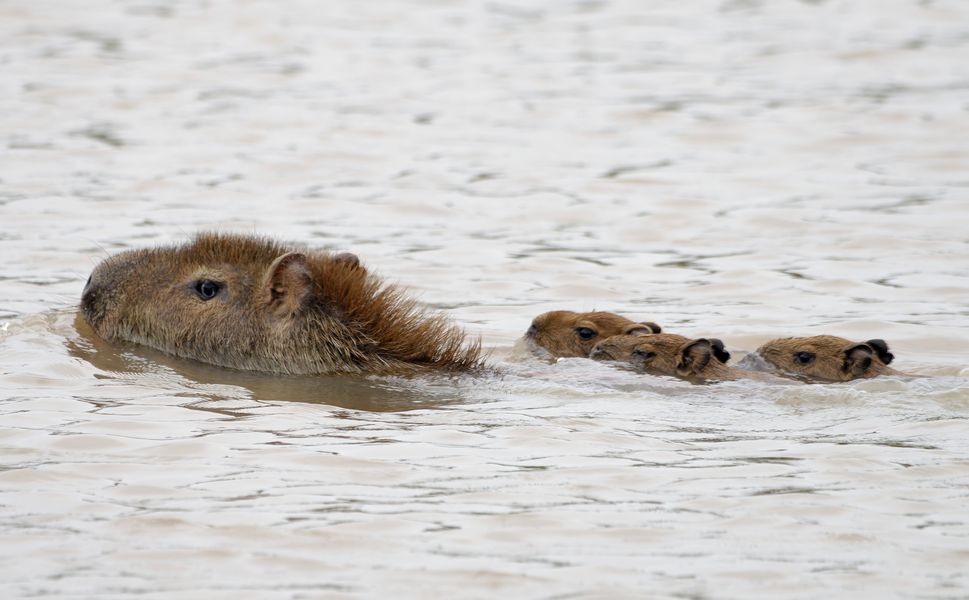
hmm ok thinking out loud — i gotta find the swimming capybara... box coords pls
[523,310,662,358]
[80,233,482,375]
[754,335,904,381]
[590,333,782,383]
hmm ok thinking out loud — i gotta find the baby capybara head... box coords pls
[755,335,896,381]
[590,333,731,381]
[81,233,481,375]
[523,310,661,358]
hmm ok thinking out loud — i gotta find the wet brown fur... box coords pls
[524,310,661,358]
[591,333,784,384]
[81,233,482,375]
[755,335,904,382]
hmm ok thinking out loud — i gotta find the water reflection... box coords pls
[68,313,467,413]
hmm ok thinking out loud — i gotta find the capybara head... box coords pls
[755,335,896,381]
[590,333,731,381]
[81,233,481,375]
[589,333,730,366]
[523,310,661,358]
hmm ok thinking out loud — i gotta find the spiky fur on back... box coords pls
[309,251,482,372]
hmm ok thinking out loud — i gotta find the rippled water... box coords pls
[2,0,969,598]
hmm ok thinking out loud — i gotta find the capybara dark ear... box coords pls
[709,338,731,364]
[677,338,713,375]
[263,252,312,317]
[865,339,894,365]
[332,252,361,269]
[843,344,874,376]
[642,322,662,334]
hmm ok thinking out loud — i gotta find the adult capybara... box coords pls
[523,310,661,358]
[754,335,905,381]
[80,233,482,375]
[590,333,783,384]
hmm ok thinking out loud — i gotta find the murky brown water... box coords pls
[2,0,969,598]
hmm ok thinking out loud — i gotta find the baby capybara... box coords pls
[755,335,904,381]
[590,333,783,384]
[80,233,482,375]
[523,310,661,358]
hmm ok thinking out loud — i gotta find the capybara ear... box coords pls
[843,344,874,376]
[332,252,361,269]
[709,338,731,364]
[624,321,661,335]
[865,339,894,365]
[263,252,312,317]
[676,338,713,375]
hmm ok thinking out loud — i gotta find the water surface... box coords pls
[2,1,969,598]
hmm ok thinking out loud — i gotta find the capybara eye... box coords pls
[794,351,815,365]
[575,327,597,340]
[633,349,657,360]
[194,280,221,301]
